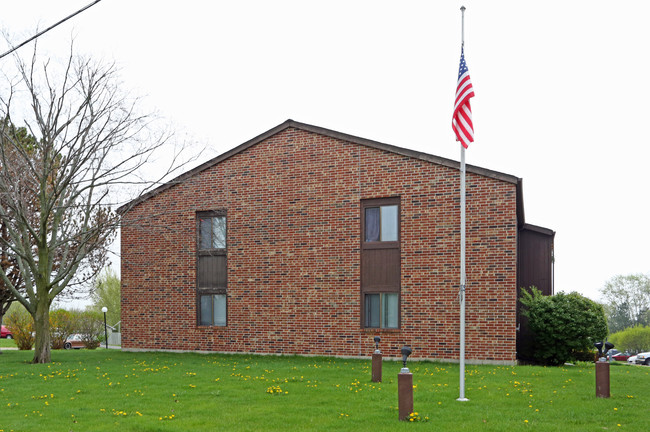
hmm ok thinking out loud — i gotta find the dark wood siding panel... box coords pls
[361,248,400,291]
[197,255,227,289]
[518,229,553,295]
[517,225,555,360]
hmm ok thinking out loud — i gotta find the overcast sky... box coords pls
[2,1,649,304]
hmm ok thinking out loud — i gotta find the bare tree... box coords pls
[0,42,189,363]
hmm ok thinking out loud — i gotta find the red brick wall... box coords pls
[121,127,518,363]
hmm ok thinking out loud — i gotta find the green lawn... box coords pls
[0,338,17,349]
[0,349,646,431]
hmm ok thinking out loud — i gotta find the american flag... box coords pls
[452,47,475,149]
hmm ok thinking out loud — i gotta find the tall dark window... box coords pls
[361,198,400,329]
[197,211,227,326]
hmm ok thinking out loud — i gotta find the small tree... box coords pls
[520,287,608,365]
[5,304,34,350]
[90,268,120,328]
[77,311,102,349]
[49,309,78,349]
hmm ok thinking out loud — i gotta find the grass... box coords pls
[0,338,17,348]
[0,349,647,431]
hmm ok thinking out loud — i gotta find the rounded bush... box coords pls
[520,288,608,365]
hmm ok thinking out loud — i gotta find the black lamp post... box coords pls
[102,307,108,349]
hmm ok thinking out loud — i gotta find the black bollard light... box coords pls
[372,336,382,382]
[398,345,413,420]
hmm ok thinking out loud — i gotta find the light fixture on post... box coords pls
[372,336,382,383]
[400,345,412,373]
[604,341,615,357]
[101,307,108,350]
[594,341,614,398]
[398,345,413,421]
[594,341,604,360]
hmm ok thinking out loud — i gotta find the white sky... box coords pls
[2,0,649,305]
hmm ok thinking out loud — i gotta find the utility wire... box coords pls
[0,0,103,60]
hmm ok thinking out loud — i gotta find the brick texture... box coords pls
[121,126,518,363]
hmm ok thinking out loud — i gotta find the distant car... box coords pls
[1,325,12,339]
[635,351,650,366]
[611,351,631,361]
[64,334,85,349]
[627,355,637,364]
[606,349,621,360]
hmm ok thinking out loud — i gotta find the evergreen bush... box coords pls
[520,287,607,365]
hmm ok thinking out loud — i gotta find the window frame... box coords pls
[361,198,400,250]
[364,292,400,329]
[196,210,228,327]
[199,293,227,327]
[360,197,401,329]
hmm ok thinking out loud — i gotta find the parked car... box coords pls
[606,349,621,360]
[611,351,631,361]
[627,355,638,364]
[64,334,85,349]
[635,351,650,366]
[1,325,12,339]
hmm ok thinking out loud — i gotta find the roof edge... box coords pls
[119,119,521,214]
[117,120,297,214]
[521,223,555,237]
[291,121,520,185]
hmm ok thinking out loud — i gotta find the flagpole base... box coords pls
[456,397,470,402]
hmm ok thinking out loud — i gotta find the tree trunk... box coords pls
[32,296,51,364]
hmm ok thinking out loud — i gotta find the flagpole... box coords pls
[457,4,469,403]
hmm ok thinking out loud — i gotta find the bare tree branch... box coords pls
[0,39,200,363]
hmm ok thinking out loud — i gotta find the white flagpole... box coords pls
[457,5,469,403]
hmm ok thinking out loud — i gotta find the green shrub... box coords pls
[520,287,607,365]
[5,305,34,350]
[78,311,103,349]
[608,325,650,353]
[49,309,78,349]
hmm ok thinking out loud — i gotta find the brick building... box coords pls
[119,120,554,364]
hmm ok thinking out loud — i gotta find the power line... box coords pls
[0,0,103,60]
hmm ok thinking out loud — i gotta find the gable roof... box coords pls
[118,119,526,225]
